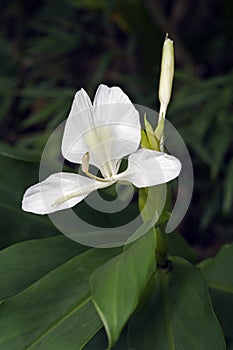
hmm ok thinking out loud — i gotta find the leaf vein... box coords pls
[161,273,176,350]
[25,295,92,350]
[208,283,233,294]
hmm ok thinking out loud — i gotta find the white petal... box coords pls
[61,88,94,165]
[93,84,134,106]
[22,172,113,215]
[61,85,141,178]
[115,148,181,187]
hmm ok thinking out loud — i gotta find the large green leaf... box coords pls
[0,154,58,248]
[90,230,156,349]
[199,244,233,349]
[129,257,226,350]
[84,327,129,350]
[167,232,198,264]
[0,247,120,349]
[0,235,88,300]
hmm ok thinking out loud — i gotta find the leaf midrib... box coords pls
[25,295,92,350]
[161,273,176,350]
[207,282,233,294]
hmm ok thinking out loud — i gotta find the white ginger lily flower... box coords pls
[22,84,181,215]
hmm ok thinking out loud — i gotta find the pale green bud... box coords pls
[158,34,174,121]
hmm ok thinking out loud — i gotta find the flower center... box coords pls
[84,125,115,178]
[51,152,113,208]
[82,152,112,182]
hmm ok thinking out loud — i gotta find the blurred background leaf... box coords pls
[0,153,59,248]
[199,243,233,349]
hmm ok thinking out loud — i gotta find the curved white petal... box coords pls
[61,85,141,178]
[61,88,94,165]
[93,84,135,106]
[22,172,113,215]
[115,148,181,187]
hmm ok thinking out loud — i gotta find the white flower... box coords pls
[22,84,181,215]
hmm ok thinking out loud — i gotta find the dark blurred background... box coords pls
[0,0,232,256]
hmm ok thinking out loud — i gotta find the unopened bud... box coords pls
[158,34,174,121]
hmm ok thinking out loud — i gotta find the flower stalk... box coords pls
[155,227,169,267]
[139,35,176,266]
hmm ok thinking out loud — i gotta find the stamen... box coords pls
[82,152,90,173]
[51,190,85,207]
[51,152,113,208]
[52,186,98,207]
[81,152,111,183]
[51,190,84,207]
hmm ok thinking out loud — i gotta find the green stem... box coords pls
[154,227,168,268]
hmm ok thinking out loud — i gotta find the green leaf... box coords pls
[154,116,164,141]
[90,230,156,349]
[84,328,129,350]
[199,244,233,292]
[0,247,120,350]
[144,113,159,150]
[210,129,231,179]
[138,185,167,223]
[0,235,88,300]
[0,142,41,163]
[68,0,109,10]
[0,154,58,248]
[140,129,150,148]
[129,257,226,350]
[223,159,233,214]
[20,101,62,129]
[167,232,198,264]
[199,244,233,348]
[84,329,108,350]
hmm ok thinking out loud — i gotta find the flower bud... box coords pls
[158,34,174,121]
